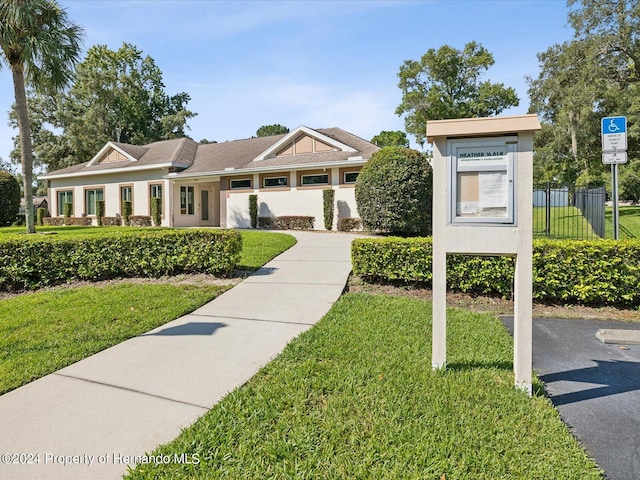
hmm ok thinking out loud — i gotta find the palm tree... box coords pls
[0,0,83,233]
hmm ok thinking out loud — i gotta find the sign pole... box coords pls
[601,116,627,240]
[612,163,620,240]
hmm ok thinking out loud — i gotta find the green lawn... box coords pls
[533,206,596,239]
[0,228,295,394]
[237,230,296,270]
[0,283,227,395]
[606,205,640,239]
[125,294,602,480]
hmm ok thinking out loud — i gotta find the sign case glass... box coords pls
[448,137,516,224]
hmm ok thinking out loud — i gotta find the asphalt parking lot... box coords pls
[502,317,640,480]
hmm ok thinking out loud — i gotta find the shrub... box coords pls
[338,217,362,232]
[122,200,133,226]
[323,189,335,230]
[151,197,162,226]
[36,208,46,227]
[0,171,20,226]
[355,146,432,235]
[63,202,73,218]
[96,200,105,226]
[0,229,242,291]
[43,217,65,226]
[129,215,152,227]
[12,215,25,226]
[64,217,92,226]
[620,159,640,203]
[249,194,258,229]
[258,216,276,229]
[101,216,122,226]
[352,237,640,306]
[276,216,314,230]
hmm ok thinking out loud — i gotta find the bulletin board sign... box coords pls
[427,114,541,396]
[448,137,516,224]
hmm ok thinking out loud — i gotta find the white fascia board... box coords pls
[251,125,357,162]
[86,142,138,167]
[167,159,368,180]
[40,163,189,180]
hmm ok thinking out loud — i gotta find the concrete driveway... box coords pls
[503,316,640,480]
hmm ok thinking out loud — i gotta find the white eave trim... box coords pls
[166,158,368,180]
[251,125,356,162]
[40,163,191,180]
[86,142,141,167]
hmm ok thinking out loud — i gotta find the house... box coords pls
[40,126,379,229]
[19,196,49,217]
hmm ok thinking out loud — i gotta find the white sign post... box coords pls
[602,116,627,240]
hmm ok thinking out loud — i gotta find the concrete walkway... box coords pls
[0,231,358,480]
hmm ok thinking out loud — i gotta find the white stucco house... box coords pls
[40,126,379,229]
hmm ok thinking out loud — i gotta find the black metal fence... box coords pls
[533,184,606,240]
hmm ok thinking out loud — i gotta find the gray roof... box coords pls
[44,127,378,178]
[180,127,378,176]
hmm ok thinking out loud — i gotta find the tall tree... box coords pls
[256,124,289,137]
[11,43,196,169]
[528,1,640,184]
[0,157,15,173]
[396,41,519,146]
[527,40,604,184]
[370,130,409,148]
[0,0,83,233]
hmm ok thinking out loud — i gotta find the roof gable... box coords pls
[252,126,356,162]
[86,142,143,167]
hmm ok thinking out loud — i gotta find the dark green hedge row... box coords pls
[352,237,640,306]
[0,229,242,292]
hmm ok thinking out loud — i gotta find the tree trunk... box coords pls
[11,65,35,234]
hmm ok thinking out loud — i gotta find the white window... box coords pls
[180,186,195,215]
[150,184,162,200]
[85,188,104,216]
[230,178,252,189]
[57,190,73,216]
[301,173,329,186]
[344,172,359,184]
[263,176,288,188]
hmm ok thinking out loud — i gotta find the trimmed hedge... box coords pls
[43,217,65,226]
[323,189,334,230]
[258,216,276,229]
[36,208,46,227]
[44,216,92,226]
[352,237,640,306]
[129,215,152,227]
[151,197,162,226]
[276,216,314,230]
[249,194,258,229]
[101,216,122,226]
[0,229,242,291]
[338,217,362,232]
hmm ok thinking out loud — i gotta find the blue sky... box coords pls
[0,0,574,169]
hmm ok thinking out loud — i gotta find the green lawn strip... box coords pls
[0,226,166,239]
[126,293,602,480]
[533,206,596,239]
[237,230,296,270]
[0,283,226,395]
[606,205,640,239]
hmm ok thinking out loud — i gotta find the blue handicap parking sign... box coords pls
[602,116,627,135]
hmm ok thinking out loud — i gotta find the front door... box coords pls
[201,189,209,222]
